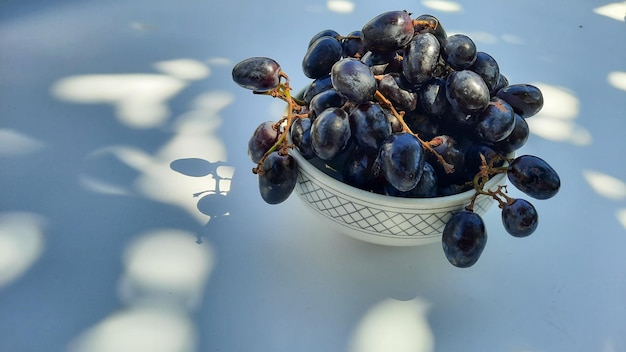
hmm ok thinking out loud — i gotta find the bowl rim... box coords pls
[289,145,509,209]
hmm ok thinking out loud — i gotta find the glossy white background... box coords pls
[1,0,625,351]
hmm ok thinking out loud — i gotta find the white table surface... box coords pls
[1,1,625,351]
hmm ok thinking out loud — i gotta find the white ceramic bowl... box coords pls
[289,147,508,246]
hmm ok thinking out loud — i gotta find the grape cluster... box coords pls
[232,10,561,268]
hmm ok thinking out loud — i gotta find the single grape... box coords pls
[441,34,477,70]
[386,162,438,198]
[303,75,333,103]
[491,73,509,96]
[507,155,560,200]
[442,210,487,268]
[416,77,448,117]
[342,30,366,58]
[309,88,346,120]
[302,36,343,79]
[493,113,529,153]
[258,151,298,205]
[331,58,377,103]
[232,57,282,91]
[473,97,516,144]
[311,107,352,160]
[349,102,392,151]
[248,121,278,163]
[361,10,414,53]
[308,29,340,47]
[501,198,539,237]
[446,70,490,115]
[469,52,500,93]
[342,146,380,191]
[496,84,544,118]
[376,133,425,192]
[290,117,316,159]
[402,32,440,85]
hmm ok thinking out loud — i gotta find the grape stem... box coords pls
[465,154,513,212]
[412,18,439,31]
[374,90,455,173]
[252,72,305,175]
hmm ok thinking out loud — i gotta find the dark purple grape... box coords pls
[302,36,343,79]
[493,113,529,153]
[376,133,425,192]
[417,77,448,117]
[309,88,346,120]
[377,73,417,111]
[492,73,509,94]
[342,30,366,58]
[386,162,438,198]
[258,152,298,205]
[248,121,278,163]
[442,210,487,268]
[501,198,538,237]
[496,84,543,118]
[310,107,351,160]
[402,32,440,85]
[232,57,282,91]
[303,75,333,103]
[290,117,316,159]
[474,97,516,143]
[308,29,340,47]
[446,70,490,115]
[441,34,477,70]
[469,52,500,93]
[413,14,447,45]
[507,155,560,200]
[349,102,392,151]
[342,146,380,191]
[361,10,414,53]
[331,58,377,103]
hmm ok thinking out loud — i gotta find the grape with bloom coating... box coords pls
[496,84,544,118]
[331,58,377,103]
[402,32,440,85]
[446,70,490,115]
[376,133,425,192]
[507,155,560,200]
[501,198,538,237]
[442,210,487,268]
[248,121,278,163]
[361,10,414,53]
[302,36,343,79]
[258,152,298,205]
[311,107,352,160]
[349,102,392,151]
[441,34,477,70]
[232,57,282,91]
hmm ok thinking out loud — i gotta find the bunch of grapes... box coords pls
[232,10,561,268]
